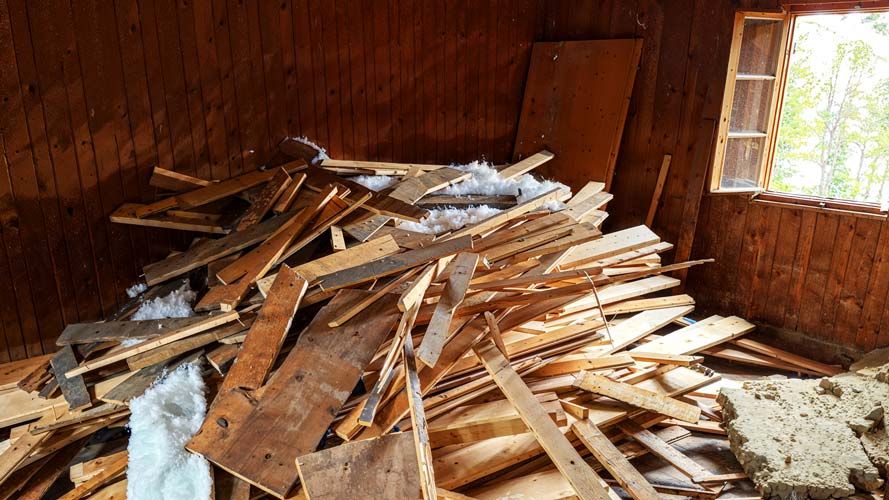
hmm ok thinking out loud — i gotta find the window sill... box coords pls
[750,192,888,220]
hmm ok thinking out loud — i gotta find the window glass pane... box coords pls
[739,19,783,76]
[771,12,889,206]
[730,79,775,133]
[722,137,765,190]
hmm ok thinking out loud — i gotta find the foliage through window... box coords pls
[712,8,889,213]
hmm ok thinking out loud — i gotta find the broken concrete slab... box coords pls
[719,366,889,499]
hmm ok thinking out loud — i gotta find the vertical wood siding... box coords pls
[0,0,544,360]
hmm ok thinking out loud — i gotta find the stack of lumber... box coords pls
[0,145,840,500]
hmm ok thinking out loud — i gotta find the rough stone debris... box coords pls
[719,358,889,499]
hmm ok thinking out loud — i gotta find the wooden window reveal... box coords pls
[711,12,790,193]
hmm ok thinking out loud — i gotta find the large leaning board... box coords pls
[187,290,400,497]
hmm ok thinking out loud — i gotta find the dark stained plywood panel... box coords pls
[512,39,643,192]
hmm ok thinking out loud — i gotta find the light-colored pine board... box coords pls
[474,341,613,500]
[417,253,479,367]
[574,371,701,423]
[572,419,659,500]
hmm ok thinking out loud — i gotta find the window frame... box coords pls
[710,4,889,217]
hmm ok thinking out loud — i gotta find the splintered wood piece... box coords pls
[111,204,229,234]
[149,166,212,192]
[0,355,52,392]
[142,209,300,285]
[272,172,307,214]
[617,419,712,481]
[403,321,437,500]
[50,346,91,410]
[275,192,373,264]
[473,341,612,500]
[328,267,421,328]
[342,213,392,242]
[235,168,292,231]
[360,302,421,426]
[447,188,567,240]
[567,181,606,206]
[417,253,479,367]
[573,372,700,423]
[387,167,471,204]
[497,150,554,179]
[222,267,307,392]
[218,186,338,284]
[398,265,437,313]
[57,450,128,500]
[186,290,400,498]
[317,235,473,292]
[176,160,306,210]
[303,166,428,221]
[628,353,704,366]
[65,312,240,378]
[330,225,346,251]
[257,235,400,294]
[295,432,420,499]
[0,417,53,484]
[125,318,253,371]
[483,311,507,360]
[560,225,661,269]
[572,420,659,500]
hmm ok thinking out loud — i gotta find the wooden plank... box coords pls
[627,353,704,366]
[628,315,754,356]
[256,235,400,294]
[484,311,508,360]
[404,320,437,499]
[342,213,392,242]
[317,235,472,292]
[0,355,52,392]
[645,155,672,227]
[496,150,554,179]
[387,167,471,204]
[125,317,253,372]
[176,160,305,210]
[110,203,228,234]
[474,341,613,500]
[49,346,90,410]
[0,414,53,484]
[142,210,299,285]
[428,397,565,448]
[330,225,346,251]
[66,312,240,378]
[418,253,479,367]
[533,353,635,378]
[418,195,517,209]
[55,317,206,346]
[561,225,660,269]
[295,432,420,499]
[100,352,201,406]
[57,450,127,500]
[272,173,306,214]
[572,419,659,500]
[513,40,642,191]
[328,267,422,328]
[617,419,711,480]
[574,372,700,423]
[149,166,212,192]
[186,290,400,498]
[235,168,291,231]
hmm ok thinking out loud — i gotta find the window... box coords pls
[711,6,889,214]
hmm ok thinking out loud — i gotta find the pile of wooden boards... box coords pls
[0,145,844,500]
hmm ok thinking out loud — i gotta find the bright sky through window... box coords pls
[771,11,889,208]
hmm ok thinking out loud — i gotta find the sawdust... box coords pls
[719,362,889,499]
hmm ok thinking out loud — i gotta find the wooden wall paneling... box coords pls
[291,0,319,149]
[372,0,394,161]
[715,195,750,313]
[258,0,288,158]
[114,0,173,263]
[2,0,67,357]
[796,214,839,334]
[175,0,213,181]
[245,0,272,163]
[387,0,403,161]
[335,0,357,159]
[72,0,144,307]
[194,0,233,182]
[819,216,855,338]
[227,0,261,173]
[212,0,243,178]
[834,218,881,347]
[762,208,800,325]
[317,0,344,159]
[28,0,102,325]
[781,210,816,331]
[279,0,299,140]
[0,145,26,362]
[748,206,780,322]
[858,223,889,349]
[345,0,370,160]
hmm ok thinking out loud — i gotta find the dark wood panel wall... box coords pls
[1,0,882,361]
[0,0,543,361]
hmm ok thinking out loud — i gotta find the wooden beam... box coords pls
[50,346,91,410]
[418,253,479,367]
[572,419,659,500]
[474,341,613,500]
[573,371,701,423]
[404,321,437,499]
[617,419,712,481]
